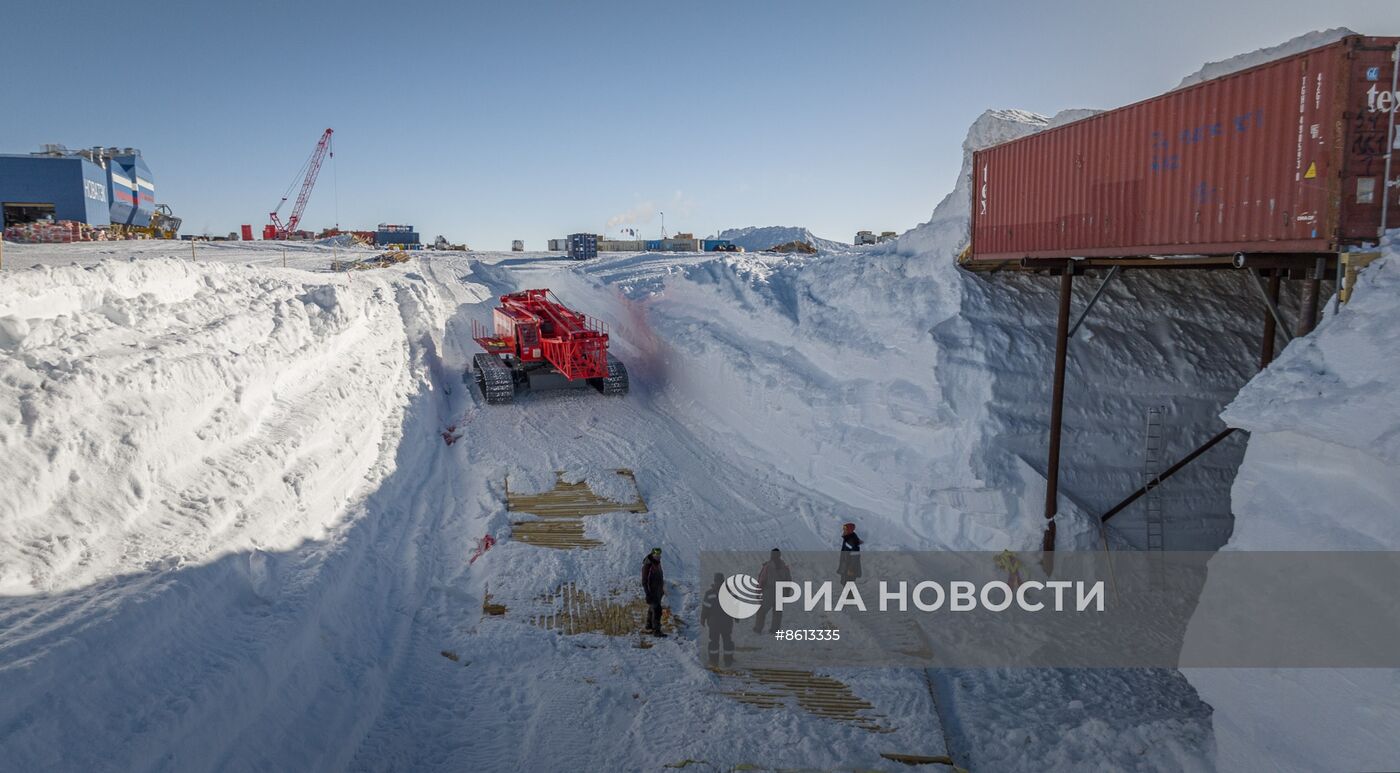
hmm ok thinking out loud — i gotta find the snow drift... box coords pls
[716,225,847,253]
[1176,27,1355,88]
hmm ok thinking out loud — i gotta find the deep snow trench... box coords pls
[0,206,1267,771]
[6,26,1395,770]
[0,110,1282,772]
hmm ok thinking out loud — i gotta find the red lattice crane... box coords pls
[264,128,333,240]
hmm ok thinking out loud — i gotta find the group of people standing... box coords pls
[643,522,864,667]
[641,527,1029,669]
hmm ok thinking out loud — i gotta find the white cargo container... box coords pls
[598,239,645,252]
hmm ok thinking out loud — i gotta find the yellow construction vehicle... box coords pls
[141,204,182,239]
[111,205,181,239]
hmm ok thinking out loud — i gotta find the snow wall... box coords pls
[0,258,451,594]
[610,107,1265,556]
[1182,242,1400,772]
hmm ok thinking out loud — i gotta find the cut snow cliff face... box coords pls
[611,107,1257,554]
[1167,28,1400,771]
[0,258,445,593]
[0,252,459,772]
[1184,246,1400,773]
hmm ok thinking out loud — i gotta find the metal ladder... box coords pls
[1141,406,1167,553]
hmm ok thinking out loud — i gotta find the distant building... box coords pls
[375,223,420,247]
[598,239,645,251]
[554,233,709,252]
[854,230,897,245]
[0,144,160,229]
[0,154,110,227]
[655,233,701,252]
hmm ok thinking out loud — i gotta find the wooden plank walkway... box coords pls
[714,667,895,734]
[506,469,647,550]
[531,582,676,637]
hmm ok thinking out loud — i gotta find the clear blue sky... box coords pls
[2,0,1394,249]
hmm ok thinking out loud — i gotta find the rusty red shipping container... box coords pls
[968,35,1400,264]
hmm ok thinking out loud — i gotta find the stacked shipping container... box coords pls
[567,233,598,261]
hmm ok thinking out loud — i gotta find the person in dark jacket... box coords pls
[838,522,863,584]
[752,548,791,634]
[641,548,666,636]
[700,572,735,667]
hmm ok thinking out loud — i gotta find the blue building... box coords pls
[0,146,160,229]
[105,151,155,227]
[375,223,421,247]
[0,154,112,227]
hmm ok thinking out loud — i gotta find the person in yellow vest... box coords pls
[995,549,1023,591]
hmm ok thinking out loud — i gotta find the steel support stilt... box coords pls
[1042,269,1073,573]
[1249,269,1294,347]
[1260,272,1281,369]
[1295,258,1324,337]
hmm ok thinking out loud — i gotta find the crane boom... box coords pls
[268,128,333,239]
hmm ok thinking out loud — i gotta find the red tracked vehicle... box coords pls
[470,289,629,404]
